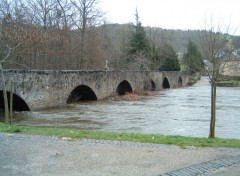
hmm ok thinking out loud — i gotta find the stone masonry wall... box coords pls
[1,70,189,110]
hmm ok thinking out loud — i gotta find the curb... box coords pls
[160,155,240,176]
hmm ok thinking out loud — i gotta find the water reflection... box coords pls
[1,77,240,139]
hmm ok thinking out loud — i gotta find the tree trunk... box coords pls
[209,81,216,138]
[0,63,9,124]
[10,79,14,125]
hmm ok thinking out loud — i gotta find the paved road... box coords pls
[0,133,240,176]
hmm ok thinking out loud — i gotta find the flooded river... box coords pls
[2,77,240,139]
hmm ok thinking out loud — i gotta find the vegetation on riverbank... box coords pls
[1,123,240,148]
[216,80,240,87]
[187,73,201,86]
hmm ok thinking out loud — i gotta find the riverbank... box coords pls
[215,75,240,87]
[1,123,240,148]
[216,80,240,87]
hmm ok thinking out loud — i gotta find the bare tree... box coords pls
[147,27,169,70]
[71,0,102,40]
[131,51,150,70]
[0,44,20,124]
[0,0,106,70]
[147,27,168,49]
[0,46,11,123]
[70,0,104,69]
[199,20,235,138]
[113,25,131,70]
[0,0,27,24]
[55,0,75,29]
[26,0,56,30]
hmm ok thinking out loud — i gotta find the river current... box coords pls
[3,77,240,139]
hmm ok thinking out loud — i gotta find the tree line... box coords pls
[0,0,183,71]
[0,0,106,70]
[1,0,240,73]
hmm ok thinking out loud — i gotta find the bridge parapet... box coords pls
[0,70,189,110]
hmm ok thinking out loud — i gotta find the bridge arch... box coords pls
[116,80,133,95]
[178,76,183,87]
[0,91,30,111]
[67,85,97,103]
[144,79,156,91]
[162,77,170,89]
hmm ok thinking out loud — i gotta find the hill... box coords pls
[100,23,240,55]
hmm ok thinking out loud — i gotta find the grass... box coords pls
[1,123,240,148]
[217,79,240,86]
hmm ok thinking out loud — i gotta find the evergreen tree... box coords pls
[128,12,149,55]
[159,58,180,71]
[158,42,180,71]
[182,40,204,74]
[127,9,150,69]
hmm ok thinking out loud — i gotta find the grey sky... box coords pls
[100,0,240,34]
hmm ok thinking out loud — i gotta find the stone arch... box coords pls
[144,79,156,91]
[116,80,133,95]
[162,77,170,89]
[67,85,97,103]
[178,76,183,87]
[0,91,30,111]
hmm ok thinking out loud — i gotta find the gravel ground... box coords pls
[0,133,240,176]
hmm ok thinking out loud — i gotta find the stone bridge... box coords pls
[0,70,189,111]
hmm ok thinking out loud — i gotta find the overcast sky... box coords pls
[100,0,240,34]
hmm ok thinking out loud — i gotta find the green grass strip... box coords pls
[217,80,240,86]
[1,123,240,148]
